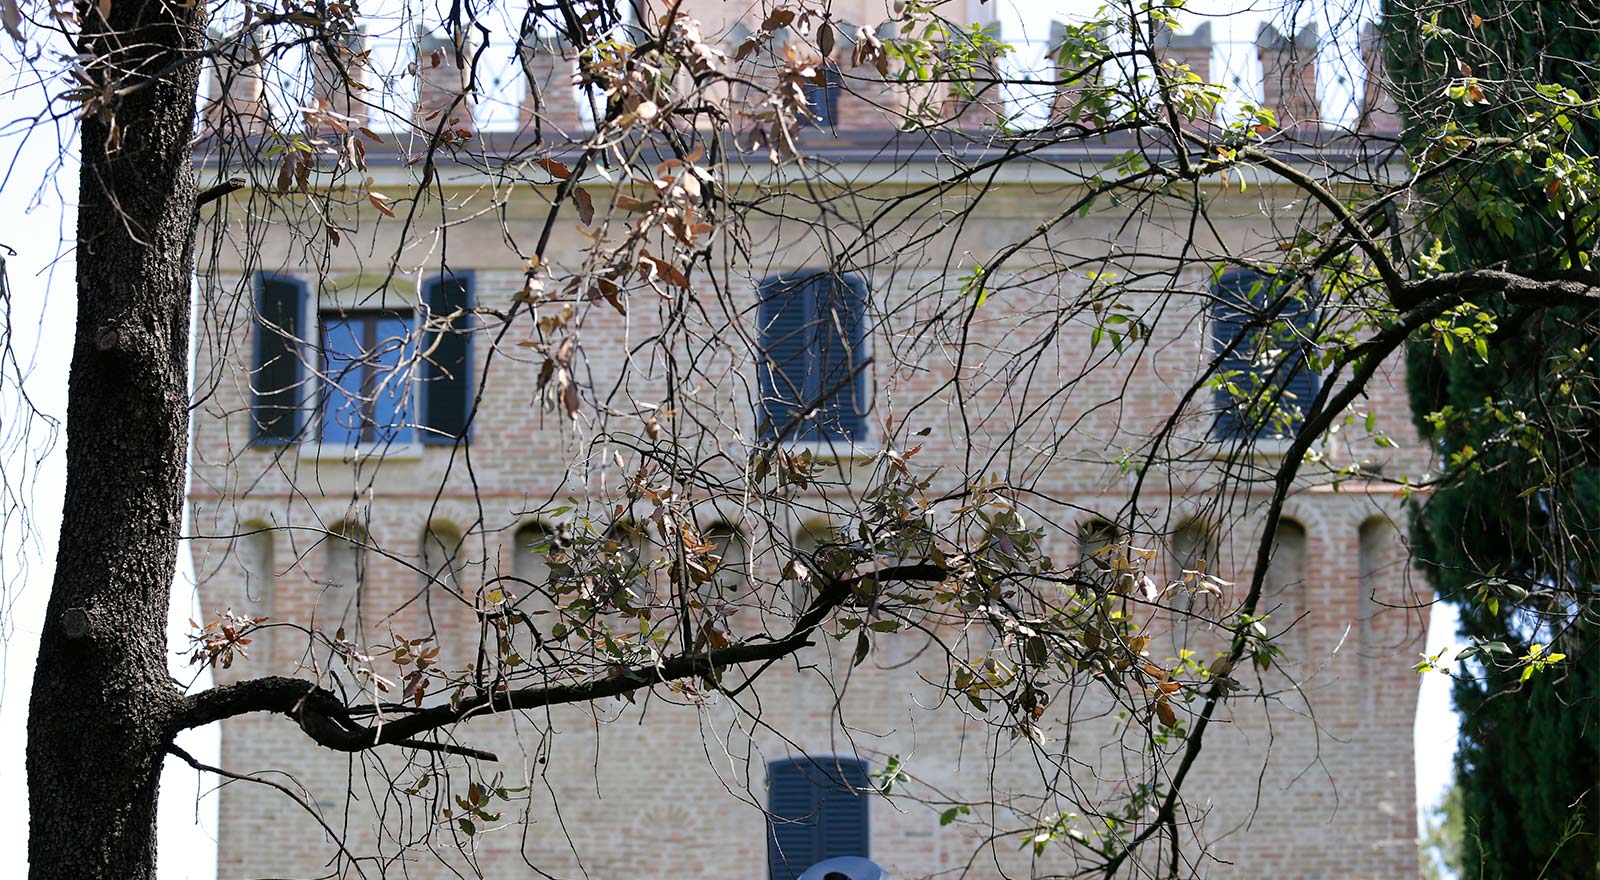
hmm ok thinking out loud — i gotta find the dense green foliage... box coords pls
[1386,2,1600,876]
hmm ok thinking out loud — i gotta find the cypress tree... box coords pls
[1384,3,1600,876]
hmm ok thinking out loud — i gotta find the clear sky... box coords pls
[0,1,1454,876]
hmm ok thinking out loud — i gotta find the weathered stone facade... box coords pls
[191,5,1426,878]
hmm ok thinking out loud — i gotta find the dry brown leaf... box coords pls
[571,188,594,225]
[639,254,690,289]
[368,192,397,218]
[1,0,21,42]
[562,377,580,420]
[535,157,571,179]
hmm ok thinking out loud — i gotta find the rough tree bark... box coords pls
[25,0,204,876]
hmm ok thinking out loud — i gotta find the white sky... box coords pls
[0,1,1454,876]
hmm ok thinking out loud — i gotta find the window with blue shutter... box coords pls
[1211,269,1320,439]
[421,273,473,443]
[767,757,870,880]
[757,272,869,444]
[318,311,415,446]
[253,274,306,443]
[802,64,844,128]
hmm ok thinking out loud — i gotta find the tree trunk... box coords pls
[26,0,203,876]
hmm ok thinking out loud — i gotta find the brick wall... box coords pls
[190,5,1423,872]
[190,165,1427,879]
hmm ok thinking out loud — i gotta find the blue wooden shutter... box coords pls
[253,275,304,443]
[422,273,473,442]
[767,758,870,880]
[1210,271,1258,439]
[812,274,868,442]
[758,275,817,441]
[767,760,819,880]
[817,758,870,862]
[1211,270,1319,439]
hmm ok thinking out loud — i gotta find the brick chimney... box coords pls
[204,29,267,137]
[519,31,585,137]
[832,21,906,133]
[307,28,368,133]
[1154,22,1212,83]
[1357,22,1403,135]
[1256,23,1320,128]
[709,19,754,130]
[414,27,476,134]
[1049,20,1106,126]
[1153,22,1214,128]
[944,21,1003,129]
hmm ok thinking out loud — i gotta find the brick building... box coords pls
[191,3,1425,878]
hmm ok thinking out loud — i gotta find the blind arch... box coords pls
[1263,519,1309,650]
[235,523,274,619]
[421,521,465,593]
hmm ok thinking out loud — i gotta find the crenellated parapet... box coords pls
[195,10,1406,147]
